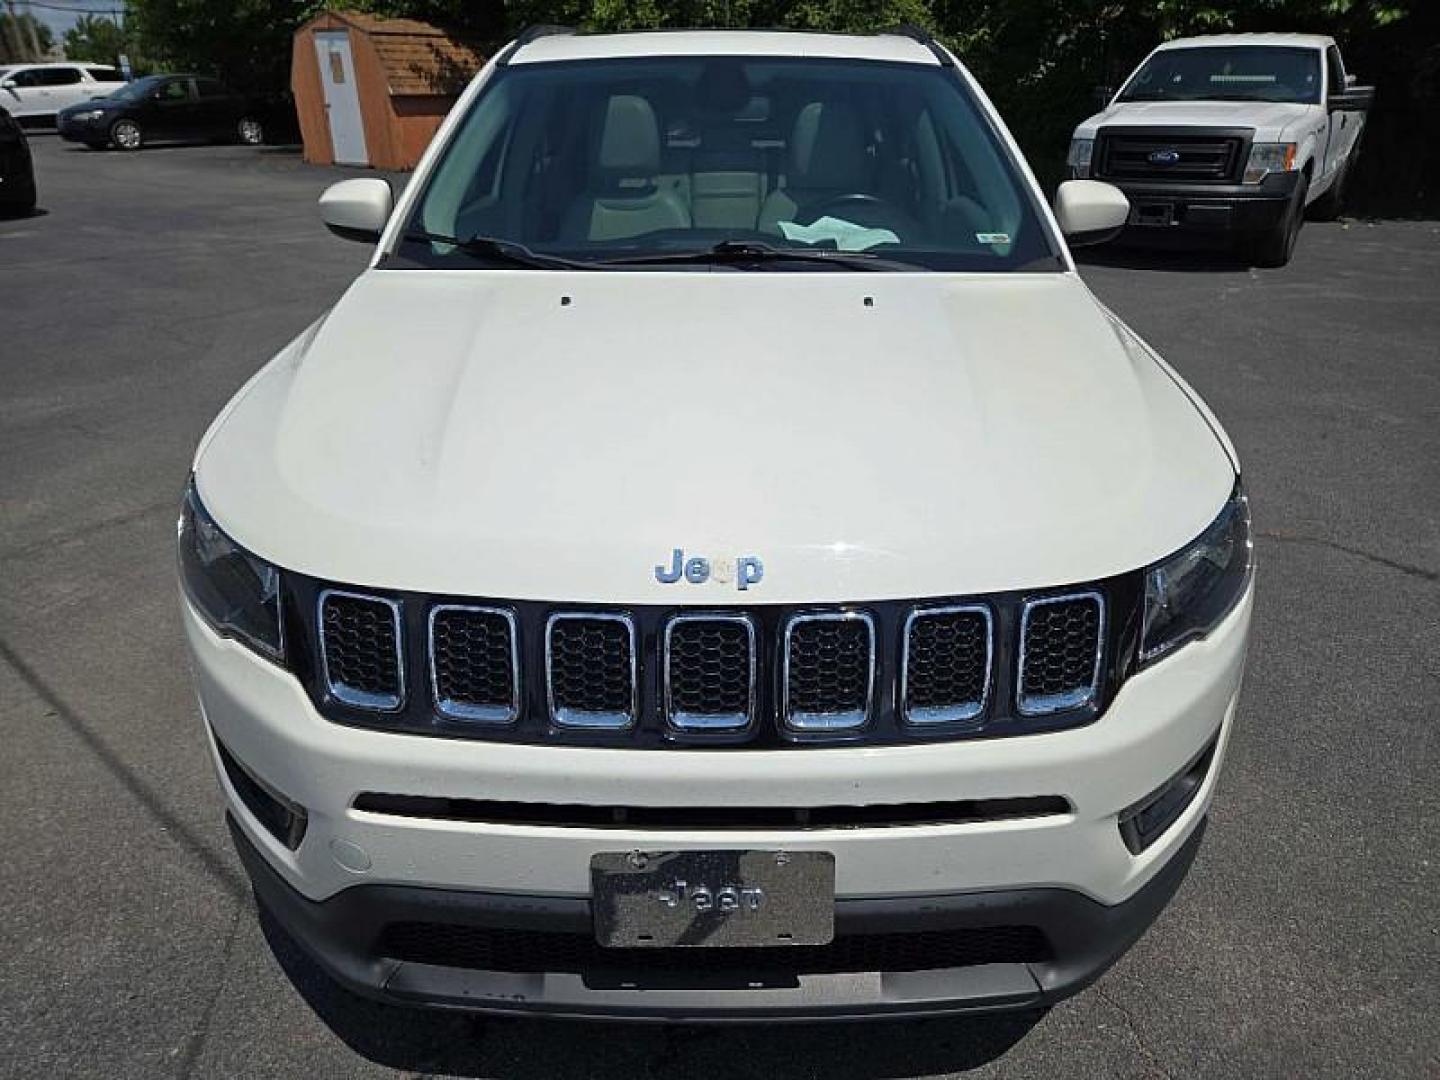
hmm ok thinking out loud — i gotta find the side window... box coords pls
[40,68,84,87]
[1325,47,1346,96]
[10,69,43,88]
[197,79,230,99]
[160,80,191,101]
[86,67,120,82]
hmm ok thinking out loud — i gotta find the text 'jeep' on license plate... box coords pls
[591,850,835,948]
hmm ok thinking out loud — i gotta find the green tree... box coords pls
[63,14,129,65]
[0,11,55,63]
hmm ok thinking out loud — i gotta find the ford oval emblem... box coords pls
[1148,149,1181,166]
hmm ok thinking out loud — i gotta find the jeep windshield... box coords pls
[396,56,1062,272]
[1119,46,1322,105]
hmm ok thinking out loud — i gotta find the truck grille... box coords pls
[318,590,404,710]
[664,615,755,731]
[546,614,636,729]
[1096,128,1247,182]
[783,613,875,731]
[429,605,518,723]
[1018,592,1104,715]
[296,579,1124,747]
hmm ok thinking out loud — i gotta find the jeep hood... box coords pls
[196,270,1235,604]
[1076,99,1314,142]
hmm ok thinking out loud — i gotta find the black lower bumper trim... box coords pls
[230,814,1205,1021]
[1109,173,1298,235]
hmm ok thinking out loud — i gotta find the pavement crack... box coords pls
[0,496,178,563]
[0,635,246,903]
[1092,984,1174,1080]
[177,897,245,1079]
[1255,529,1439,583]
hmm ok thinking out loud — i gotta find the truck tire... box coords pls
[1307,157,1349,221]
[1250,173,1308,268]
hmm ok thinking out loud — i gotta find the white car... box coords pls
[180,26,1253,1021]
[0,62,126,123]
[1067,34,1372,266]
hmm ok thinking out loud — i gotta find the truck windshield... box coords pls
[1119,46,1321,105]
[399,56,1060,272]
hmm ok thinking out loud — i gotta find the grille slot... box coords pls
[902,605,992,726]
[546,614,637,729]
[1096,130,1244,182]
[664,614,756,731]
[429,605,519,724]
[783,613,875,732]
[1018,591,1104,716]
[318,590,404,710]
[377,922,1052,978]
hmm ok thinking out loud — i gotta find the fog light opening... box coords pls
[215,738,309,850]
[1118,736,1218,855]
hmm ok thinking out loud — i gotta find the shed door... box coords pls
[314,30,368,165]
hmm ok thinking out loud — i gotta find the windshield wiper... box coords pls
[402,230,590,270]
[594,240,917,271]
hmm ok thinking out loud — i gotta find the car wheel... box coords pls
[1250,173,1308,268]
[0,179,36,217]
[237,117,264,146]
[1307,158,1349,221]
[110,119,143,151]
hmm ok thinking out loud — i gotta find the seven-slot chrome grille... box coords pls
[301,577,1133,747]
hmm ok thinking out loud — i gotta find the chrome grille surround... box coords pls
[544,612,638,730]
[427,604,520,724]
[1016,590,1106,717]
[317,588,405,712]
[782,611,877,732]
[663,613,757,732]
[900,604,993,727]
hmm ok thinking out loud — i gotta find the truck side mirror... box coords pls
[1054,180,1130,247]
[319,177,394,243]
[1345,73,1357,88]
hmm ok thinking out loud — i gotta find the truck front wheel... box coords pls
[1307,158,1349,221]
[1250,174,1308,268]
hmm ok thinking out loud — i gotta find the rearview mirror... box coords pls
[1053,180,1130,247]
[319,177,394,243]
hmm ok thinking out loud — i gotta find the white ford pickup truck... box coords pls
[1068,34,1373,266]
[180,26,1253,1022]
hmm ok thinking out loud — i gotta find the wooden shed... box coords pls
[292,11,486,170]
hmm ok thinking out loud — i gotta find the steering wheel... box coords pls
[801,193,888,223]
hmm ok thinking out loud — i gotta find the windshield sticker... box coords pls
[976,232,1011,245]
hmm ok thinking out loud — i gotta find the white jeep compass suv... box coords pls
[180,26,1253,1021]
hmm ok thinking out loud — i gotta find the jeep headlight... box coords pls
[1067,137,1094,179]
[1243,142,1297,184]
[178,480,285,662]
[1140,485,1252,664]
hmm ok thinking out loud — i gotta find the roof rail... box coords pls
[881,23,955,68]
[497,24,577,67]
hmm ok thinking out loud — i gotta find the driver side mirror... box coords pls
[319,177,393,243]
[0,79,17,90]
[1053,180,1130,247]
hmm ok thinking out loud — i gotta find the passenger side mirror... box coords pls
[0,79,16,90]
[319,178,394,243]
[1053,180,1130,248]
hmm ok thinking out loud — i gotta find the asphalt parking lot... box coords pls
[1,133,1437,1079]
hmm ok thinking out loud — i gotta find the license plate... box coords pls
[591,850,835,948]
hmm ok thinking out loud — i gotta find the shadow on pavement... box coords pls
[259,904,1044,1078]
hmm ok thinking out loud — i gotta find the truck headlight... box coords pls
[178,481,285,662]
[1140,485,1252,664]
[1067,138,1094,179]
[1243,142,1297,184]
